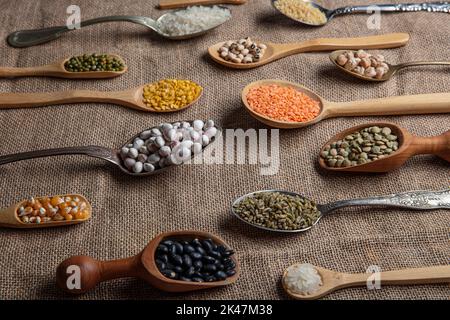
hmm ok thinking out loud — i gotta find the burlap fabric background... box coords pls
[0,0,448,300]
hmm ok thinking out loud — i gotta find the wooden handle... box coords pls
[0,65,60,78]
[0,90,119,109]
[158,0,245,9]
[56,254,142,294]
[326,93,450,118]
[344,265,450,287]
[278,33,410,54]
[409,131,450,157]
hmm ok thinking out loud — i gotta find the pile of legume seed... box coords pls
[218,37,267,64]
[233,192,321,231]
[142,79,202,111]
[120,120,218,174]
[321,126,399,168]
[335,50,389,80]
[274,0,327,25]
[17,196,89,224]
[64,54,125,72]
[155,238,236,282]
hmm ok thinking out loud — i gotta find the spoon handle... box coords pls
[0,146,117,166]
[409,131,450,156]
[344,265,450,287]
[0,65,61,77]
[0,90,127,109]
[158,0,245,9]
[326,92,450,118]
[332,2,450,17]
[396,61,450,70]
[56,254,144,294]
[7,16,155,48]
[319,189,450,214]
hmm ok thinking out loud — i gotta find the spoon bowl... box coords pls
[271,0,331,26]
[0,194,91,228]
[56,230,240,293]
[330,50,450,82]
[0,54,127,79]
[231,189,450,233]
[158,0,246,10]
[208,33,410,69]
[283,263,450,300]
[319,122,450,173]
[241,79,450,129]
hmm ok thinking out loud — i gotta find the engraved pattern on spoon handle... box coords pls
[332,2,450,16]
[0,146,118,166]
[319,189,450,214]
[7,16,156,48]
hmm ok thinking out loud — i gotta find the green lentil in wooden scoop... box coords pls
[321,126,399,168]
[64,53,125,72]
[233,192,321,231]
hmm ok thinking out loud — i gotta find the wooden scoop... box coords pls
[283,263,450,300]
[208,33,410,69]
[0,194,91,228]
[56,230,239,294]
[0,54,126,79]
[158,0,246,9]
[319,122,450,173]
[241,79,450,129]
[0,81,202,112]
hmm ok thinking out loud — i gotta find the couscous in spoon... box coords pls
[0,54,126,79]
[56,230,240,294]
[231,189,450,233]
[319,122,450,173]
[272,0,450,27]
[330,50,450,82]
[0,194,91,228]
[208,33,410,69]
[241,79,450,129]
[0,120,221,177]
[0,81,202,112]
[282,263,450,300]
[7,7,231,47]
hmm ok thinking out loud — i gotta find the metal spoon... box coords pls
[0,194,91,228]
[56,230,239,294]
[330,50,450,82]
[0,120,221,177]
[7,7,231,48]
[231,189,450,233]
[271,0,450,26]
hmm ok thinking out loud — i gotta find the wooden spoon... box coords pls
[241,79,450,129]
[0,194,91,228]
[283,263,450,300]
[330,50,450,82]
[208,33,410,69]
[319,122,450,173]
[0,81,202,112]
[56,230,240,294]
[159,0,246,9]
[0,54,127,79]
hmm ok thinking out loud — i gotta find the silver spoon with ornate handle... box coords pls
[231,189,450,233]
[7,7,231,47]
[272,1,450,26]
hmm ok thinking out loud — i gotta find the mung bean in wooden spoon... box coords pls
[158,0,246,9]
[282,263,450,300]
[208,33,410,69]
[319,122,450,173]
[0,79,202,112]
[56,230,239,294]
[0,120,220,177]
[330,50,450,82]
[241,79,450,129]
[0,53,126,79]
[231,189,450,233]
[0,194,91,228]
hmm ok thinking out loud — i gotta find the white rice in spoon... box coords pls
[284,263,323,295]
